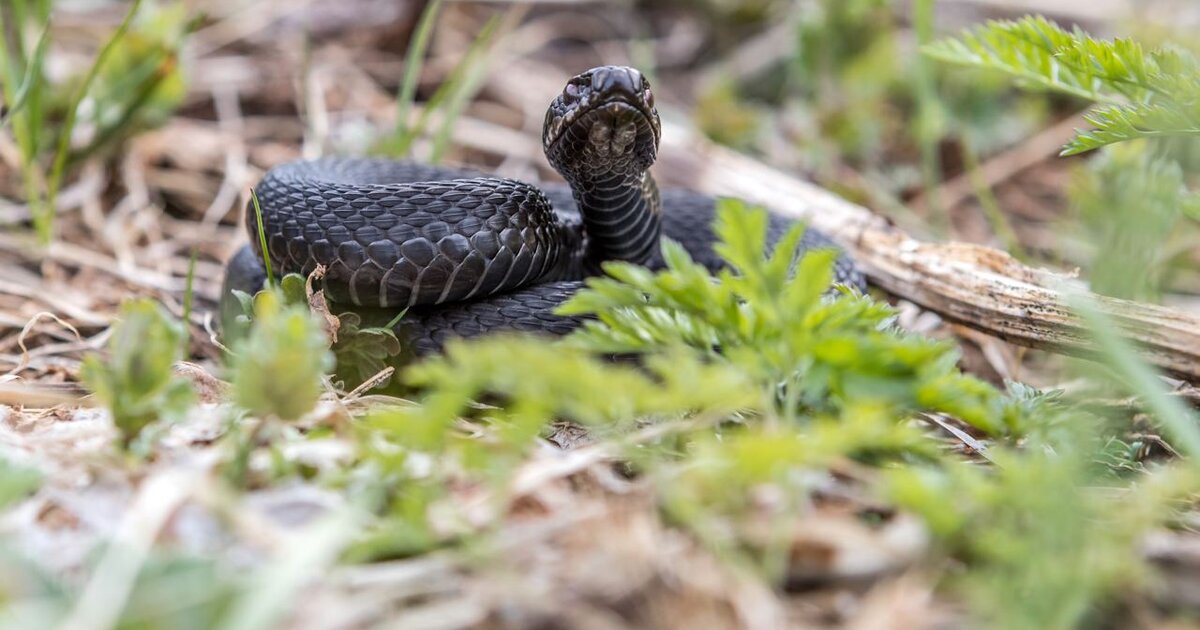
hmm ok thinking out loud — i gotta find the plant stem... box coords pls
[912,0,945,231]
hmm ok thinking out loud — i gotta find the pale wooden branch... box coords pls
[656,121,1200,383]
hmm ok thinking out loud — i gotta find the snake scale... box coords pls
[222,66,864,355]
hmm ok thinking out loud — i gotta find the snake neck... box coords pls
[574,170,662,270]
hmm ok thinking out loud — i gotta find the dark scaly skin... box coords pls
[543,67,662,268]
[223,66,864,354]
[248,159,583,308]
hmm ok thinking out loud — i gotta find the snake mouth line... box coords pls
[544,94,658,153]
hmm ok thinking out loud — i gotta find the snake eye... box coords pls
[639,76,654,108]
[563,82,581,102]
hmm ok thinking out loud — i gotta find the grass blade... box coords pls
[1069,292,1200,459]
[390,0,444,152]
[249,188,275,287]
[0,22,50,129]
[960,135,1027,260]
[911,0,945,228]
[41,0,144,243]
[399,16,501,160]
[428,14,503,163]
[69,44,178,168]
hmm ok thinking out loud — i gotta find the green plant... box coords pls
[925,15,1200,155]
[347,337,757,561]
[80,299,195,449]
[227,273,405,391]
[228,290,334,421]
[928,16,1199,298]
[249,190,275,287]
[375,1,504,161]
[344,201,1049,567]
[1068,292,1200,459]
[889,445,1197,630]
[327,311,404,389]
[560,199,1022,435]
[0,0,193,242]
[333,198,1200,613]
[785,0,900,169]
[0,0,55,241]
[388,0,444,153]
[0,458,40,509]
[1069,145,1185,301]
[885,359,1197,629]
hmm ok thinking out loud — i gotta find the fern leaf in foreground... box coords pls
[559,199,1021,435]
[1064,103,1200,155]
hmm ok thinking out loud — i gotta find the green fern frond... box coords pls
[924,15,1200,154]
[1184,192,1200,222]
[1064,103,1200,155]
[560,199,1016,435]
[923,16,1122,103]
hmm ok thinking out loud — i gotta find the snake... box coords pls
[222,66,864,355]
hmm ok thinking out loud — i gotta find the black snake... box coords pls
[222,66,864,355]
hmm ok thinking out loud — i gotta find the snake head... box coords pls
[543,66,661,182]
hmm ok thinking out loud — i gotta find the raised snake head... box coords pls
[543,66,661,184]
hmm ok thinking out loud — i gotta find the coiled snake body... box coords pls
[223,66,863,354]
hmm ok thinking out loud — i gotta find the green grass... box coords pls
[1069,292,1200,459]
[0,0,192,243]
[390,0,444,150]
[375,0,508,161]
[912,0,946,225]
[428,14,502,163]
[0,21,49,129]
[0,0,54,242]
[43,0,145,243]
[960,135,1027,259]
[249,188,275,288]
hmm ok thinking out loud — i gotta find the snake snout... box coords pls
[543,65,659,156]
[590,66,643,101]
